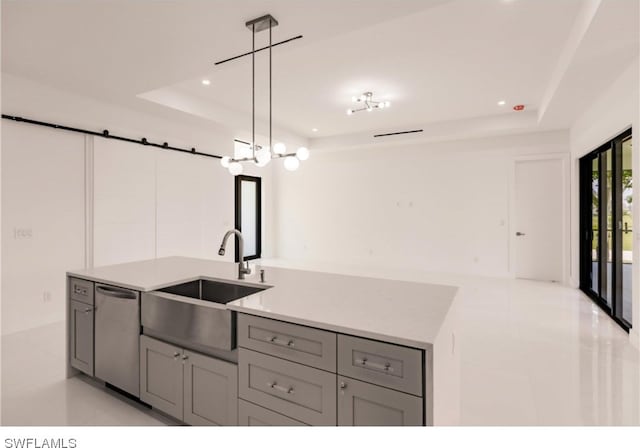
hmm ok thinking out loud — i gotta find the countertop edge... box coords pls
[66,272,202,292]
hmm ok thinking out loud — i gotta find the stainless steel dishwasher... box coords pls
[94,283,140,397]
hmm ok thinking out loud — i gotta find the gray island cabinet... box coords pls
[68,277,95,376]
[236,314,425,426]
[139,335,238,425]
[66,256,459,427]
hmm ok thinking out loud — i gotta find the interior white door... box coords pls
[514,158,564,282]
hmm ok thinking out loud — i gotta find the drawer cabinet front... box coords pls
[140,335,184,421]
[338,334,423,396]
[184,350,238,426]
[69,300,94,376]
[238,400,307,426]
[239,348,336,426]
[338,376,423,426]
[69,277,94,305]
[238,314,336,372]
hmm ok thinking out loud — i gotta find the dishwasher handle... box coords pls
[96,285,138,300]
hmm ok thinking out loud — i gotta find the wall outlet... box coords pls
[43,291,52,303]
[13,227,33,239]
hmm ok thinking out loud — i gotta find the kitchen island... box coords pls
[66,256,460,426]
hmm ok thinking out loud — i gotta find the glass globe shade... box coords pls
[228,161,243,176]
[284,156,300,171]
[220,156,230,168]
[296,147,310,161]
[255,147,272,167]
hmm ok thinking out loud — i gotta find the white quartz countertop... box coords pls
[68,256,458,349]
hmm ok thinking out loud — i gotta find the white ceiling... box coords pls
[2,0,639,145]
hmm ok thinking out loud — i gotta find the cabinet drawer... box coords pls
[69,277,94,305]
[239,348,336,426]
[338,376,423,426]
[238,399,307,426]
[238,314,336,372]
[338,334,423,396]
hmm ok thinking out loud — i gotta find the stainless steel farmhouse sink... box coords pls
[141,278,269,352]
[157,279,266,304]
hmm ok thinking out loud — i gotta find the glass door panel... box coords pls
[621,135,633,324]
[603,149,613,308]
[591,157,600,294]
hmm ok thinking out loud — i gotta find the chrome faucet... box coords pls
[218,229,251,280]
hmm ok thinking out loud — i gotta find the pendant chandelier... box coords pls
[346,92,391,115]
[220,14,309,175]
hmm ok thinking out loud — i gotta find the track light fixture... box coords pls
[346,92,391,115]
[221,14,309,175]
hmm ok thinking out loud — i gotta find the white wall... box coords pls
[569,57,640,345]
[1,74,278,334]
[1,121,86,334]
[274,131,569,278]
[156,149,234,260]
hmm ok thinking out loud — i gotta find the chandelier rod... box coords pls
[214,35,302,66]
[252,23,256,158]
[269,17,273,152]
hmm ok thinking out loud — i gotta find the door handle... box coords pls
[96,285,137,300]
[516,232,526,236]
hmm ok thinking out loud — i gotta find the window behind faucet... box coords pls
[235,174,262,261]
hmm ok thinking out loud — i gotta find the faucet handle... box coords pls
[244,261,252,275]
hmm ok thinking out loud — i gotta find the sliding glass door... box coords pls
[580,128,633,331]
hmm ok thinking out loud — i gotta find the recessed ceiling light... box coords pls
[498,100,506,106]
[312,128,318,132]
[202,79,211,86]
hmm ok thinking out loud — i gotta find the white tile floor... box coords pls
[1,274,638,425]
[1,322,168,426]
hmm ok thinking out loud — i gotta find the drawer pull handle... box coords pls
[267,336,295,348]
[268,381,295,395]
[357,358,394,373]
[84,308,92,314]
[173,352,180,359]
